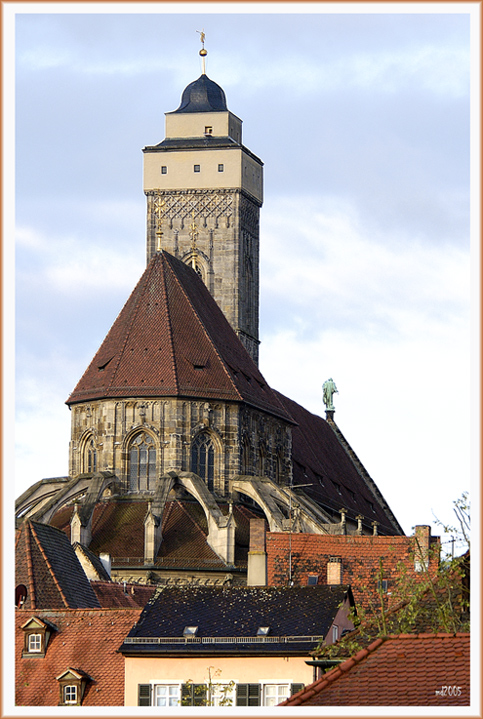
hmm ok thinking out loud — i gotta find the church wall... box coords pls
[69,399,292,496]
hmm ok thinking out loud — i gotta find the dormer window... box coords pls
[57,668,90,706]
[21,616,55,658]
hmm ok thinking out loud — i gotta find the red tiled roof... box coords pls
[275,392,402,534]
[91,581,156,608]
[266,532,439,611]
[15,607,139,706]
[50,499,260,570]
[66,251,292,422]
[281,633,470,706]
[15,521,100,609]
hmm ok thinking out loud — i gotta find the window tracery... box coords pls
[129,432,156,491]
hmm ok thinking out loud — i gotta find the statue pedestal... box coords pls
[325,409,335,422]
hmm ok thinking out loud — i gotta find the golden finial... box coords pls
[154,196,166,252]
[189,210,199,270]
[197,29,207,74]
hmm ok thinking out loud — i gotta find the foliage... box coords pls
[315,515,470,664]
[433,491,470,558]
[182,667,235,706]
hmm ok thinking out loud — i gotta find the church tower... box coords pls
[143,41,263,364]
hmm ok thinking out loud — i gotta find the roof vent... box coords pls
[257,626,270,636]
[183,626,198,637]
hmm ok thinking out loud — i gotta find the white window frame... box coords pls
[28,633,42,653]
[261,682,290,707]
[332,625,339,643]
[151,682,181,707]
[63,685,78,704]
[209,682,236,707]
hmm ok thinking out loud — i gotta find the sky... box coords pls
[5,3,479,555]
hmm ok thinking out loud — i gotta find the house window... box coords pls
[161,165,167,174]
[129,433,156,491]
[236,684,261,706]
[204,126,213,135]
[28,634,42,653]
[218,163,224,172]
[190,433,215,491]
[154,684,180,707]
[181,683,206,706]
[63,685,78,704]
[194,164,201,173]
[263,684,289,706]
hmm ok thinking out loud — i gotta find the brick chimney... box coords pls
[327,557,343,585]
[414,525,431,572]
[247,518,267,586]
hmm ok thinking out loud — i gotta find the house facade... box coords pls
[120,585,355,706]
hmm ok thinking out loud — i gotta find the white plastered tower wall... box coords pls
[143,80,263,364]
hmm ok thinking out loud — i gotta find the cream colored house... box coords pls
[120,585,355,707]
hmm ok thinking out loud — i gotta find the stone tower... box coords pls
[143,53,263,364]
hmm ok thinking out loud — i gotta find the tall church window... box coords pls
[191,433,215,491]
[84,437,97,474]
[129,433,156,492]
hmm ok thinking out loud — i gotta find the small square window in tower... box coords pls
[194,164,201,173]
[161,166,167,175]
[218,163,224,172]
[204,126,213,135]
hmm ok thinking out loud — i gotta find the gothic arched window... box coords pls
[191,433,215,491]
[129,433,156,492]
[84,438,97,474]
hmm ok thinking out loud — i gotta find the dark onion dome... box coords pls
[173,74,228,113]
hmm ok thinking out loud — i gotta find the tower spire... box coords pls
[197,29,207,74]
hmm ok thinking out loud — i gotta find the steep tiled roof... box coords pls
[15,608,139,706]
[266,532,439,610]
[91,581,156,608]
[121,585,353,656]
[275,392,402,534]
[66,251,292,422]
[282,633,470,706]
[50,499,260,571]
[15,521,100,609]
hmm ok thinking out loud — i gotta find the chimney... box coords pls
[99,553,111,579]
[414,525,431,572]
[247,518,267,586]
[327,557,343,585]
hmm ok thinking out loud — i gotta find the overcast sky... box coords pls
[6,3,478,552]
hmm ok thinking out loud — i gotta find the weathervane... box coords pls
[154,196,166,252]
[197,29,207,74]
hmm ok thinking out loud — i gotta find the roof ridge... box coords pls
[25,522,37,609]
[30,522,70,608]
[158,254,180,394]
[176,499,207,537]
[163,253,242,402]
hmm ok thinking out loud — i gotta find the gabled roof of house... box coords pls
[15,608,140,706]
[121,585,354,656]
[282,633,470,706]
[66,251,292,423]
[50,499,260,571]
[15,521,100,609]
[275,392,403,534]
